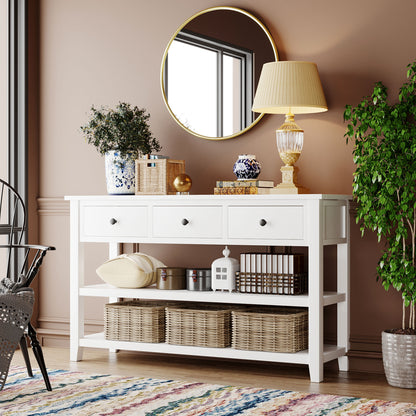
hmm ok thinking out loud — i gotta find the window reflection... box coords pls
[167,39,217,137]
[165,30,253,138]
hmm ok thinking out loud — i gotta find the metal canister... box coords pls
[156,267,186,290]
[186,268,212,291]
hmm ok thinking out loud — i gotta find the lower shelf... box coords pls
[79,332,345,366]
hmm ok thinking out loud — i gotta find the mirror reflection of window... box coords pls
[166,39,218,137]
[223,54,242,137]
[165,30,253,138]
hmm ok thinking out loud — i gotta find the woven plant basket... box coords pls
[382,330,416,388]
[232,307,308,353]
[166,303,236,348]
[105,301,170,343]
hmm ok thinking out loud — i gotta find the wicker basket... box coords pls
[105,301,169,343]
[135,159,185,195]
[166,303,235,348]
[236,272,307,295]
[232,307,308,353]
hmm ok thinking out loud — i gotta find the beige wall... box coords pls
[35,0,416,370]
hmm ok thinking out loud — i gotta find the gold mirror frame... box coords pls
[160,6,279,140]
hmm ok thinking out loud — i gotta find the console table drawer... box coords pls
[228,206,304,240]
[152,206,222,239]
[81,205,148,238]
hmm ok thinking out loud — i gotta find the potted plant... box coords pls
[81,102,161,194]
[344,61,416,388]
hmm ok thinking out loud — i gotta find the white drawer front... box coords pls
[152,206,222,239]
[228,206,304,240]
[82,205,148,238]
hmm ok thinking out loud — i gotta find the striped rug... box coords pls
[1,366,415,415]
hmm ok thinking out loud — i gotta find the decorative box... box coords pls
[211,246,239,292]
[232,306,308,353]
[186,268,211,291]
[135,159,185,195]
[156,267,186,290]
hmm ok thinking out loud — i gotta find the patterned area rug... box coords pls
[1,366,416,416]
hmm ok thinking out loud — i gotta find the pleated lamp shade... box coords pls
[252,61,328,114]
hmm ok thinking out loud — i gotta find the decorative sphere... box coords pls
[173,174,192,192]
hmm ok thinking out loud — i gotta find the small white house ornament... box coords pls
[211,246,239,292]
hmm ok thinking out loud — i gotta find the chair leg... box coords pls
[19,336,33,377]
[27,323,52,391]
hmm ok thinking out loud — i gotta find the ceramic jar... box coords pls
[233,154,261,180]
[105,150,136,195]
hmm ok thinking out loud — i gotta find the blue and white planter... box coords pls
[105,150,136,195]
[233,154,261,180]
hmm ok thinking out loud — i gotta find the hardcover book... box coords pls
[216,180,274,188]
[213,186,271,195]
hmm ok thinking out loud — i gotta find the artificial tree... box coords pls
[81,102,161,194]
[344,61,416,334]
[81,102,161,159]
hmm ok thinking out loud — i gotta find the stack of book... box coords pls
[214,180,274,195]
[237,252,307,295]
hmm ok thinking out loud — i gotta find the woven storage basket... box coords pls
[236,272,307,295]
[135,159,185,195]
[166,303,235,348]
[232,307,308,353]
[105,301,169,343]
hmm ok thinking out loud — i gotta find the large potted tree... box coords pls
[344,61,416,388]
[81,102,161,194]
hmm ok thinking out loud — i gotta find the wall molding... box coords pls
[37,197,69,215]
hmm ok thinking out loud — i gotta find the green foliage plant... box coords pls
[344,62,416,333]
[81,102,161,160]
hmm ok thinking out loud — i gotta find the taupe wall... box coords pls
[35,0,416,370]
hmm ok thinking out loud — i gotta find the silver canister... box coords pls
[186,268,212,291]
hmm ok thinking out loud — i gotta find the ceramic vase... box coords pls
[105,150,136,195]
[382,330,416,388]
[233,154,261,180]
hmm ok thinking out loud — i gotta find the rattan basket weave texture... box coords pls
[232,307,308,353]
[105,301,170,343]
[166,303,236,348]
[135,159,185,195]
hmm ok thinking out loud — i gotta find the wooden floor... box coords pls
[11,347,416,404]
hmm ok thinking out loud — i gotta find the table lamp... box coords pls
[252,61,328,193]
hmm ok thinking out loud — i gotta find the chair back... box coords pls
[0,179,26,283]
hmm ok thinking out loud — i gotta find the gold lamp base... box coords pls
[269,166,308,194]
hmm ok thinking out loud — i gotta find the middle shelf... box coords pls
[79,284,345,307]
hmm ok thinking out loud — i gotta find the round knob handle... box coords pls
[181,218,189,226]
[259,219,267,227]
[109,218,117,225]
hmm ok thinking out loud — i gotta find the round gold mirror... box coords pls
[160,7,278,140]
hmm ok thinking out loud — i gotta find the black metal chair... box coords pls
[0,179,55,391]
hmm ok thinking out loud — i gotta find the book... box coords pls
[237,252,306,295]
[216,180,274,188]
[214,186,271,195]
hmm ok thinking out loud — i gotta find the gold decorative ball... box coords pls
[173,174,192,192]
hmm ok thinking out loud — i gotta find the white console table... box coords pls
[65,194,350,383]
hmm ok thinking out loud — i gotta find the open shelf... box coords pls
[80,332,346,365]
[79,284,346,307]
